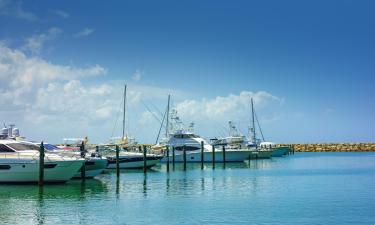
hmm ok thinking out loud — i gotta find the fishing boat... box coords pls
[159,109,250,162]
[0,139,84,183]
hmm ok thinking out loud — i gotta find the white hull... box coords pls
[0,160,84,183]
[107,159,160,169]
[161,149,250,162]
[73,158,108,178]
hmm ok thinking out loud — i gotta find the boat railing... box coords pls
[0,151,83,162]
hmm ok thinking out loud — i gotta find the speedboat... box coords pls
[0,139,84,183]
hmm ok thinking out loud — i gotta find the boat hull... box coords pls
[161,149,250,162]
[247,150,273,159]
[271,147,289,157]
[73,158,108,178]
[106,156,162,169]
[0,160,84,183]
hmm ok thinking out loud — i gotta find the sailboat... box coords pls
[101,85,162,169]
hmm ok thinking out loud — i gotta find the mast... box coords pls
[122,84,127,140]
[166,94,170,139]
[251,98,257,149]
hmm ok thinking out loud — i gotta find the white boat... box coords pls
[105,151,162,169]
[0,139,84,183]
[159,111,250,162]
[260,142,289,157]
[99,85,162,169]
[36,142,108,178]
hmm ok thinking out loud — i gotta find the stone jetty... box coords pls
[278,143,375,152]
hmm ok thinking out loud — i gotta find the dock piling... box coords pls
[172,146,175,169]
[222,145,226,168]
[166,145,170,172]
[116,145,120,177]
[212,145,215,169]
[143,145,147,173]
[39,141,45,186]
[80,141,85,180]
[183,145,187,171]
[200,141,204,170]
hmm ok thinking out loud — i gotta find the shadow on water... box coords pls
[0,178,108,200]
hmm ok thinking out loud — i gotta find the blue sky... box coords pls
[0,0,374,143]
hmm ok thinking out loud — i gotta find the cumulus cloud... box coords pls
[24,27,63,54]
[75,28,95,37]
[0,44,107,106]
[173,91,283,137]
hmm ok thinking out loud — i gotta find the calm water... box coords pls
[1,152,375,225]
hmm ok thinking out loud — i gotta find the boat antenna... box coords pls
[122,84,127,140]
[166,94,171,139]
[251,98,257,149]
[254,111,265,142]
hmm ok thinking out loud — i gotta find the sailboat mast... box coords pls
[122,84,127,140]
[251,98,257,149]
[166,94,170,139]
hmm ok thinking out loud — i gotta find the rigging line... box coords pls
[155,105,168,144]
[254,111,265,142]
[140,100,162,124]
[110,96,124,139]
[148,100,164,118]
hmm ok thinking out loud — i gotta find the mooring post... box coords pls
[222,145,226,168]
[116,145,120,177]
[80,141,85,180]
[183,145,187,171]
[172,146,175,169]
[200,141,204,170]
[39,141,45,186]
[143,145,147,173]
[166,145,170,172]
[212,145,215,169]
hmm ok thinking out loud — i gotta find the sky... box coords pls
[0,0,374,144]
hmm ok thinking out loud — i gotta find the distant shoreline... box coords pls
[279,143,375,152]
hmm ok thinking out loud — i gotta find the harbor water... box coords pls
[1,152,375,225]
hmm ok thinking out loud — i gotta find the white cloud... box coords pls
[75,28,95,37]
[24,27,63,54]
[132,69,142,82]
[0,0,38,21]
[49,9,70,19]
[0,44,107,106]
[174,91,283,138]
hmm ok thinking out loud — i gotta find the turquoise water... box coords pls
[1,152,375,225]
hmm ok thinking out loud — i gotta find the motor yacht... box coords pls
[0,139,84,183]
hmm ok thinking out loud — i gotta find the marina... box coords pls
[1,0,374,224]
[1,152,375,224]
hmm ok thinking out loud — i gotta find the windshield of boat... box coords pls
[173,134,199,139]
[6,143,41,151]
[43,144,60,151]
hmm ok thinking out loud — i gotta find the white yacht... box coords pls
[162,129,251,162]
[0,139,84,183]
[158,111,250,162]
[34,141,108,179]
